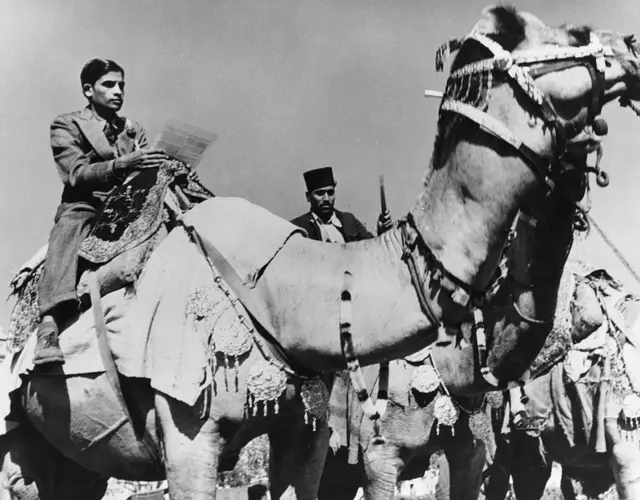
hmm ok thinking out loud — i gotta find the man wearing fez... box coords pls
[33,58,169,366]
[291,167,391,242]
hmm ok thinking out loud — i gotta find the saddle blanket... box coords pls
[0,197,303,436]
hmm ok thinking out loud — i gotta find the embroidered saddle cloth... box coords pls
[79,162,188,264]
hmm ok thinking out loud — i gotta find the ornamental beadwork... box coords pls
[469,410,492,444]
[186,284,253,386]
[246,362,287,417]
[433,394,460,435]
[8,265,42,352]
[214,306,254,358]
[80,166,173,264]
[300,378,330,431]
[410,365,441,395]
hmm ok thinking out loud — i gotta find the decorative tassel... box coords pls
[435,37,464,72]
[245,361,287,420]
[300,378,330,430]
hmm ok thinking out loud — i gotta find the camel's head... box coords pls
[588,30,640,101]
[435,6,640,185]
[458,6,640,115]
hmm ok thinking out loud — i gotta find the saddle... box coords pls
[7,160,214,352]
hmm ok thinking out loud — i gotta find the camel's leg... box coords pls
[606,418,640,500]
[268,415,330,500]
[0,425,108,500]
[1,454,107,500]
[155,393,222,500]
[483,431,514,500]
[444,430,486,500]
[317,446,363,500]
[433,454,450,500]
[361,438,405,500]
[561,466,615,500]
[509,435,550,500]
[560,472,581,500]
[269,416,330,500]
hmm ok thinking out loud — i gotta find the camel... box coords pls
[477,265,640,500]
[338,262,640,500]
[2,5,640,500]
[317,136,595,500]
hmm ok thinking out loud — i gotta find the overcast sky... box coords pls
[1,0,639,329]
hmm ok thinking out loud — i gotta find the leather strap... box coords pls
[181,223,318,379]
[440,99,552,185]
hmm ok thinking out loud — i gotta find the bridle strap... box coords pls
[529,59,606,123]
[440,99,553,185]
[440,32,610,188]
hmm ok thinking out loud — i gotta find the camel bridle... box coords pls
[439,31,613,191]
[392,33,617,391]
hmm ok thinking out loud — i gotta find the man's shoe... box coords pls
[33,318,65,366]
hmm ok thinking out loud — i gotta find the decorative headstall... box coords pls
[436,31,613,190]
[392,31,616,389]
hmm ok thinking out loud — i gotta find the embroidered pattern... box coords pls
[246,361,288,417]
[80,161,190,264]
[409,365,440,395]
[300,378,330,430]
[185,283,253,389]
[468,409,492,444]
[7,265,43,352]
[433,394,460,435]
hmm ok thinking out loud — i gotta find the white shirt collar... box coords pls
[311,211,342,228]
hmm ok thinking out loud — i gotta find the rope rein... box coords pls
[587,214,640,289]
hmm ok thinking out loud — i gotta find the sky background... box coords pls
[1,0,639,332]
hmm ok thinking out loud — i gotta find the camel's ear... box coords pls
[472,5,526,51]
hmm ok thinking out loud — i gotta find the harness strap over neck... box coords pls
[440,31,610,188]
[440,100,552,185]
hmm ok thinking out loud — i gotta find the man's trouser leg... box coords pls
[34,206,95,366]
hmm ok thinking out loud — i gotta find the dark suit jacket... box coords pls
[290,210,373,242]
[51,106,148,209]
[38,107,149,313]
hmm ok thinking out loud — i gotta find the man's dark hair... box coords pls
[80,59,125,87]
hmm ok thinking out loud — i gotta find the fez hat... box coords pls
[303,167,336,192]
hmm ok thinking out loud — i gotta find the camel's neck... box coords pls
[412,84,554,291]
[412,148,532,292]
[484,191,577,383]
[259,229,437,372]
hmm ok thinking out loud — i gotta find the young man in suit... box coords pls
[34,58,169,366]
[290,166,391,243]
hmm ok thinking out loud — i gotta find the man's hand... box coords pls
[376,210,393,235]
[114,149,170,173]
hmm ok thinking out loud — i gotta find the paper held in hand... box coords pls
[152,119,217,169]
